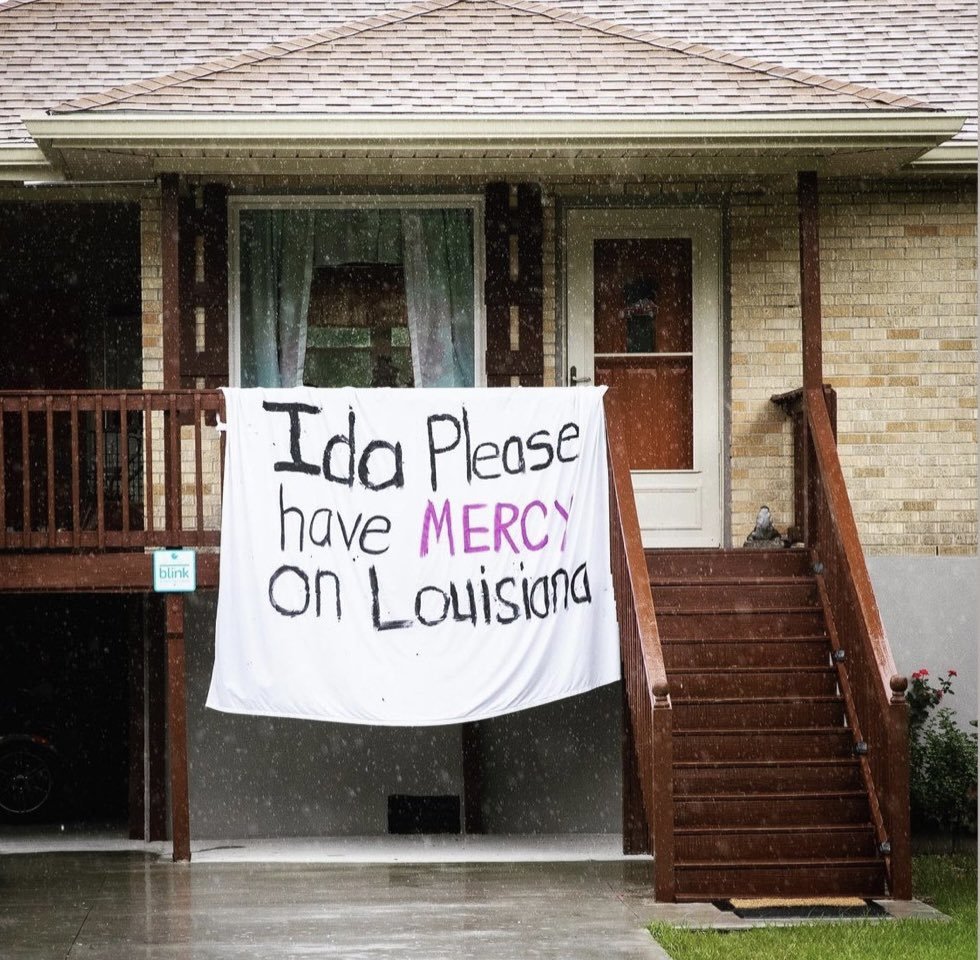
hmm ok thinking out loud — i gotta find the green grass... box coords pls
[649,854,977,960]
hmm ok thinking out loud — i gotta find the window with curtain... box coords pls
[238,207,477,389]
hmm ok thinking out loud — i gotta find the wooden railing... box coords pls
[0,390,223,551]
[605,394,675,902]
[774,385,912,899]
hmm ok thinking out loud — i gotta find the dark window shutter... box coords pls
[179,185,228,387]
[484,183,544,386]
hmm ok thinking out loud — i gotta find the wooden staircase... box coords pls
[647,547,887,901]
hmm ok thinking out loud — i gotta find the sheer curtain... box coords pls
[239,210,314,388]
[239,207,475,389]
[402,210,474,387]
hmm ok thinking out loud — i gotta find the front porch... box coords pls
[0,154,931,902]
[0,376,914,906]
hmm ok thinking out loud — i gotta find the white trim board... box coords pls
[565,207,724,548]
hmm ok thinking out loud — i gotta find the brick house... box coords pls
[0,0,975,902]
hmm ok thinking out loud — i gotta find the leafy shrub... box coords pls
[907,669,977,834]
[907,668,955,732]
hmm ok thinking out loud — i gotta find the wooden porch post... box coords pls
[461,724,484,835]
[161,173,181,540]
[798,171,823,393]
[166,593,191,862]
[160,173,191,861]
[127,598,146,840]
[146,598,168,841]
[798,170,824,544]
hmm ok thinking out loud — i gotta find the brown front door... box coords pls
[592,237,694,472]
[566,208,722,547]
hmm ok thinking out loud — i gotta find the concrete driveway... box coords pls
[0,852,667,959]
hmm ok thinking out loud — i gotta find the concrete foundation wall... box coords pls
[183,557,975,839]
[474,685,622,835]
[184,594,622,839]
[185,593,464,838]
[867,555,978,728]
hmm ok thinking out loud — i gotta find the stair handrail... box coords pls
[800,386,912,899]
[805,389,899,691]
[604,393,675,902]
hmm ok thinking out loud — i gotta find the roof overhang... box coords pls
[0,144,65,182]
[911,142,978,171]
[14,111,971,181]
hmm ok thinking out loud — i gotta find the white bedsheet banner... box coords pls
[207,387,620,725]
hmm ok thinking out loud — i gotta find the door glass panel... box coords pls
[593,238,694,471]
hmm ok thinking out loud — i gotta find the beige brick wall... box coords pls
[140,194,167,532]
[140,195,164,390]
[728,179,977,555]
[141,190,223,536]
[729,185,804,545]
[822,181,977,556]
[139,175,977,555]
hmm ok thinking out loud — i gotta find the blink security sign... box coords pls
[153,549,196,593]
[207,387,620,726]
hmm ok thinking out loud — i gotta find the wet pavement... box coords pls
[0,851,668,959]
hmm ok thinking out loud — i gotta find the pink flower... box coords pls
[948,670,958,677]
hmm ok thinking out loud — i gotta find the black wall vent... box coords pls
[387,794,461,835]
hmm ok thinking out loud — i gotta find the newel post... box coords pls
[652,681,676,903]
[888,675,913,899]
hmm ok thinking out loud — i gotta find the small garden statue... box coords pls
[743,505,786,548]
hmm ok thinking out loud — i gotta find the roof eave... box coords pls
[25,112,965,151]
[11,112,970,181]
[911,142,978,170]
[0,144,65,182]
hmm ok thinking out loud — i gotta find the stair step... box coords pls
[657,610,826,640]
[651,575,814,588]
[653,582,819,610]
[669,667,838,699]
[675,825,878,861]
[676,790,871,828]
[674,728,855,762]
[645,547,889,902]
[673,759,863,793]
[673,697,845,730]
[663,639,830,669]
[674,858,887,900]
[646,548,811,579]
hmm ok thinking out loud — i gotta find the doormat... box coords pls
[723,898,888,921]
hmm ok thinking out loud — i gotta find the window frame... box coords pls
[227,194,487,388]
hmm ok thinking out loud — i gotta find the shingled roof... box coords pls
[46,0,935,117]
[0,0,974,150]
[554,0,977,142]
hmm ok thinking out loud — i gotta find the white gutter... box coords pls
[911,143,977,168]
[0,144,64,181]
[24,112,966,152]
[0,145,48,165]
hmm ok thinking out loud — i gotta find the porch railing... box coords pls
[773,385,912,899]
[0,390,223,551]
[605,393,674,901]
